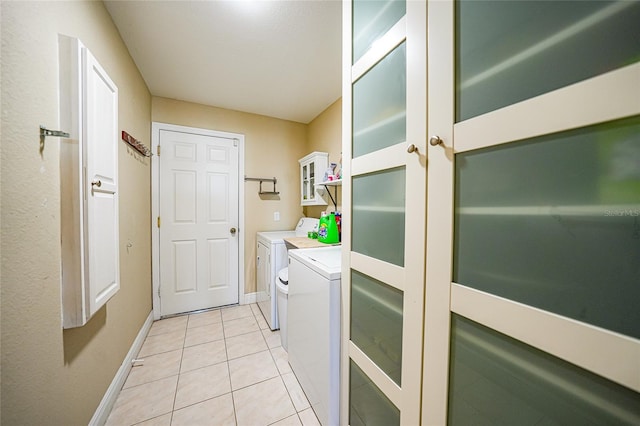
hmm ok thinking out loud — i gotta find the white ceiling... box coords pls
[104,0,342,124]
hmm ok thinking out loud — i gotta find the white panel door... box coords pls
[159,130,239,316]
[84,47,119,317]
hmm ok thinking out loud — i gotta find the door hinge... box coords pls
[157,216,161,228]
[157,145,161,156]
[157,287,161,298]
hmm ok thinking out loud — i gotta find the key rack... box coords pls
[122,130,151,157]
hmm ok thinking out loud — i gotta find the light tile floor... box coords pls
[106,304,321,426]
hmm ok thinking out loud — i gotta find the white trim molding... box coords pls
[90,311,154,426]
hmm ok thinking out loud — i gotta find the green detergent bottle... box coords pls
[318,212,339,244]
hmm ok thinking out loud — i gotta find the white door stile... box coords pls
[402,2,428,423]
[339,1,354,423]
[422,0,457,424]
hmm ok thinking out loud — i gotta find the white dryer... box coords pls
[256,217,318,330]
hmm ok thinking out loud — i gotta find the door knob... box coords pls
[230,227,237,235]
[407,144,419,154]
[429,135,444,146]
[91,179,102,188]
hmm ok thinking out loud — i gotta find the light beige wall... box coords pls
[1,2,152,424]
[305,98,343,219]
[152,97,307,294]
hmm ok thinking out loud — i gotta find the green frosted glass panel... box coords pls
[448,314,640,425]
[350,360,400,426]
[353,43,406,158]
[351,270,403,385]
[454,116,640,339]
[456,0,640,121]
[353,0,405,64]
[353,167,405,266]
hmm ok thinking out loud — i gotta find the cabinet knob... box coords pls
[91,179,102,188]
[407,144,419,154]
[429,135,444,146]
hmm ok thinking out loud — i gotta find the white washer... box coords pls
[288,246,341,426]
[256,217,318,330]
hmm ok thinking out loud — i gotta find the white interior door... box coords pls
[159,129,239,316]
[84,47,120,317]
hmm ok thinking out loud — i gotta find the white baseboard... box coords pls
[90,311,154,426]
[243,292,257,304]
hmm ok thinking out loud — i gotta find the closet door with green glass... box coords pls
[424,1,640,424]
[341,1,426,425]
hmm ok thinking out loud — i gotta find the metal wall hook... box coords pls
[40,125,70,139]
[39,125,70,155]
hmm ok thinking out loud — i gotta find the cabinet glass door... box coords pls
[344,1,425,424]
[309,162,315,200]
[302,164,308,201]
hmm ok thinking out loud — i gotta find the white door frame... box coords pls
[151,122,245,320]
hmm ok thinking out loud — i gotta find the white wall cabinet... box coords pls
[59,35,120,329]
[299,151,328,206]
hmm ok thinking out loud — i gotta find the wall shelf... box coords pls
[245,176,279,195]
[316,179,342,211]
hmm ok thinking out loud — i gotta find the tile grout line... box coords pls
[261,310,301,426]
[226,306,269,424]
[168,319,188,424]
[221,307,240,426]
